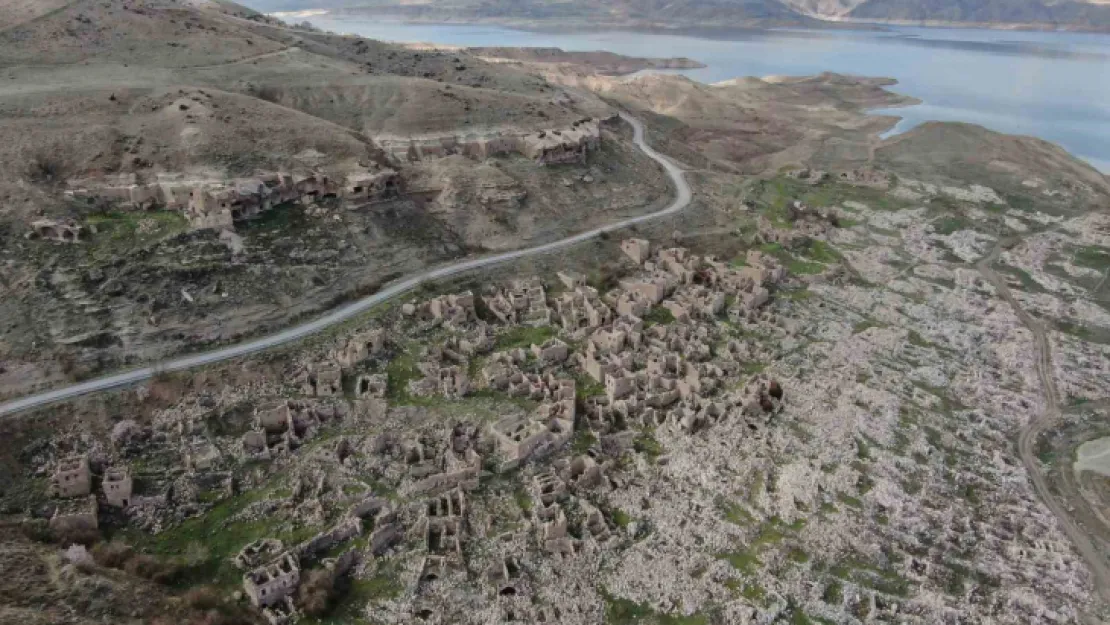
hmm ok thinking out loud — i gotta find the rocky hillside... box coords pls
[0,0,671,400]
[250,0,1110,31]
[844,0,1110,29]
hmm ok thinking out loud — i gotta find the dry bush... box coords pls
[53,525,101,547]
[297,568,339,616]
[184,586,225,611]
[124,553,181,584]
[91,540,134,568]
[25,151,70,186]
[20,519,55,543]
[247,84,281,104]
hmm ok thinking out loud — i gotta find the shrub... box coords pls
[298,568,340,616]
[248,84,282,103]
[25,150,71,186]
[123,553,181,584]
[183,587,225,611]
[91,540,134,568]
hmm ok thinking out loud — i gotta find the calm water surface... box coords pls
[303,16,1110,172]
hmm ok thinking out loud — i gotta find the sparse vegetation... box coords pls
[495,325,556,350]
[643,305,676,326]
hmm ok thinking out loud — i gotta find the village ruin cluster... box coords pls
[25,117,606,242]
[9,2,1110,623]
[16,167,1110,625]
[32,238,793,624]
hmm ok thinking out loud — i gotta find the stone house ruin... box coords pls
[554,286,612,332]
[66,167,400,231]
[332,329,386,369]
[620,238,651,265]
[490,399,575,470]
[236,539,285,571]
[51,455,92,498]
[243,552,301,608]
[102,466,133,508]
[520,119,601,165]
[49,495,99,534]
[29,219,85,243]
[487,279,551,326]
[354,373,388,399]
[382,117,606,165]
[297,362,343,397]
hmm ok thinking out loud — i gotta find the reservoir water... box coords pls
[300,15,1110,173]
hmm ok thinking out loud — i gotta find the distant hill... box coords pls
[845,0,1110,29]
[241,0,1110,31]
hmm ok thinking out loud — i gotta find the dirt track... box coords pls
[0,111,690,418]
[977,240,1110,619]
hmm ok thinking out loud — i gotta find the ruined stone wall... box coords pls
[383,117,607,165]
[65,168,399,231]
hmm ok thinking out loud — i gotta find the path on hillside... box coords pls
[977,240,1110,615]
[0,112,690,417]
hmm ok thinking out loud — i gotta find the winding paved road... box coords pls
[977,240,1110,614]
[0,112,690,417]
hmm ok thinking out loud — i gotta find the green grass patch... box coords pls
[611,508,632,528]
[932,215,970,235]
[573,373,606,400]
[515,487,533,514]
[238,201,306,233]
[717,550,762,575]
[853,320,881,334]
[719,499,756,526]
[495,325,556,350]
[801,239,841,264]
[838,493,863,509]
[830,557,911,597]
[603,591,708,625]
[907,330,933,348]
[741,362,766,375]
[788,548,811,564]
[573,430,599,455]
[643,306,676,326]
[305,564,404,625]
[1075,246,1110,271]
[123,482,313,590]
[787,258,824,275]
[85,210,188,254]
[633,428,665,462]
[385,343,421,403]
[822,580,844,604]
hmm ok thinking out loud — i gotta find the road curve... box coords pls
[977,241,1110,611]
[0,112,690,418]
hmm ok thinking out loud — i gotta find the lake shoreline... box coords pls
[283,9,1110,37]
[295,14,1110,173]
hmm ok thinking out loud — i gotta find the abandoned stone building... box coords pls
[332,329,387,369]
[243,552,301,608]
[64,166,400,231]
[49,495,99,534]
[487,278,550,326]
[236,539,286,571]
[101,466,133,508]
[51,455,92,498]
[29,219,85,243]
[491,398,575,471]
[620,237,652,265]
[381,117,606,165]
